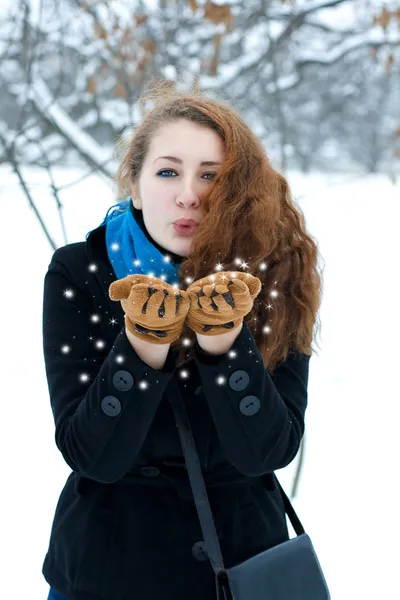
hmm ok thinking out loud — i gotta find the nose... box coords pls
[176,179,200,209]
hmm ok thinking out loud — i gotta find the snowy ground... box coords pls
[0,165,399,599]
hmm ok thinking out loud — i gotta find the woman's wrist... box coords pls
[125,326,171,370]
[195,321,243,355]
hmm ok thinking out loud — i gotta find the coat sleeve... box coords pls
[192,320,310,476]
[42,253,176,484]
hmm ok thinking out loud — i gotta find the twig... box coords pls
[0,132,57,251]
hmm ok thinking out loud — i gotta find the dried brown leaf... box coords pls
[385,53,394,73]
[374,7,392,31]
[204,2,233,26]
[135,14,149,27]
[87,77,97,94]
[141,39,157,53]
[188,0,199,12]
[115,83,128,98]
[94,24,107,40]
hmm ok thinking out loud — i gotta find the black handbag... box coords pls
[168,380,331,600]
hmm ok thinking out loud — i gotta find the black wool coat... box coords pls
[41,223,311,600]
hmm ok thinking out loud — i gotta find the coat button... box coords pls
[101,396,121,417]
[239,395,261,416]
[229,370,250,391]
[113,370,134,392]
[192,541,208,562]
[140,466,160,477]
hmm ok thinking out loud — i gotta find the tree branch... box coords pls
[30,76,114,178]
[0,131,57,251]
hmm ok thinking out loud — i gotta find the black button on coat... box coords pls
[41,224,311,600]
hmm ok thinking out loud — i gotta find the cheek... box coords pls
[142,178,175,209]
[141,181,176,234]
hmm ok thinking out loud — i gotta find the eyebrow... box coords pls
[153,156,221,166]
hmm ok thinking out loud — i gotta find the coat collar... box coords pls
[85,224,125,327]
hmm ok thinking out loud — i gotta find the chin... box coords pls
[171,240,191,258]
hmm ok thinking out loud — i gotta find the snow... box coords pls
[0,165,399,599]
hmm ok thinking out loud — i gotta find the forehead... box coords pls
[146,119,224,160]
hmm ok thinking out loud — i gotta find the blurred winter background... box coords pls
[0,1,399,599]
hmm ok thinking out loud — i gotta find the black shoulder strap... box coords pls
[167,379,305,576]
[168,380,226,574]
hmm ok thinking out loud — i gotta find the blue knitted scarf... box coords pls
[86,199,182,284]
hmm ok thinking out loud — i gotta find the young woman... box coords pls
[43,84,322,600]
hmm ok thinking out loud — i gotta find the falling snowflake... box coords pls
[111,243,120,251]
[91,314,100,323]
[63,289,74,299]
[139,380,148,390]
[95,340,106,349]
[88,263,98,272]
[185,277,193,284]
[179,370,190,379]
[61,345,71,354]
[109,318,118,326]
[115,355,125,364]
[163,255,171,263]
[215,263,223,271]
[270,289,279,299]
[259,262,267,271]
[263,325,271,334]
[216,375,226,386]
[182,338,192,347]
[134,259,141,266]
[228,350,237,359]
[79,373,89,383]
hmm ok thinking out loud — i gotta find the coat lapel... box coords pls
[85,225,125,339]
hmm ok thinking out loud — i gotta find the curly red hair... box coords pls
[115,81,324,373]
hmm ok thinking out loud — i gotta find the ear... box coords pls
[247,275,262,299]
[131,184,142,210]
[234,273,262,299]
[109,277,134,301]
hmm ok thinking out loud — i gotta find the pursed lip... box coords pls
[173,218,199,227]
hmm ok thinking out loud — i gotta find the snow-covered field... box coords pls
[0,166,399,599]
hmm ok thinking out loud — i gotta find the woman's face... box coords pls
[131,118,224,258]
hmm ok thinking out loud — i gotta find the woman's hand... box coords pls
[109,274,190,345]
[185,271,262,336]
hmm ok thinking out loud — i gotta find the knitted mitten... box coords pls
[186,271,262,336]
[109,274,190,345]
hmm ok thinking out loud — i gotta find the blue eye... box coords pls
[157,169,177,178]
